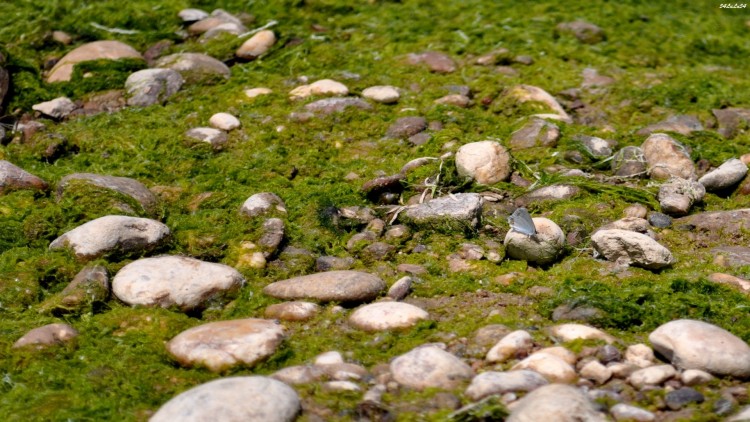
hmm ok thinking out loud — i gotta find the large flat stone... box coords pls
[263,271,385,303]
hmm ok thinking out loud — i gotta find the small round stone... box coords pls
[349,301,429,331]
[209,112,241,131]
[362,85,400,104]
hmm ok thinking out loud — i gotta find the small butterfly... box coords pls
[508,207,537,237]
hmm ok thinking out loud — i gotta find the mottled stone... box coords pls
[167,319,284,372]
[304,97,372,115]
[399,193,483,232]
[509,118,561,149]
[486,330,533,363]
[155,53,231,85]
[57,173,159,216]
[39,266,109,315]
[185,127,228,149]
[504,217,566,265]
[112,256,244,311]
[649,319,750,377]
[49,215,169,261]
[658,178,705,216]
[611,146,647,177]
[0,160,49,194]
[391,345,473,390]
[13,323,79,349]
[150,377,300,422]
[32,97,77,119]
[515,184,580,207]
[240,192,286,218]
[263,271,386,303]
[386,116,427,139]
[641,133,695,180]
[125,68,184,107]
[465,370,548,401]
[349,302,429,331]
[455,141,511,184]
[47,40,142,83]
[264,301,320,321]
[591,229,674,269]
[699,158,747,191]
[405,51,457,73]
[507,384,607,421]
[556,20,606,44]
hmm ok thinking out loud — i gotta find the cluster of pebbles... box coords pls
[3,5,750,422]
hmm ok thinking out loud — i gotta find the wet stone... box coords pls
[263,270,386,303]
[112,256,244,312]
[150,376,300,422]
[264,301,320,321]
[167,318,285,372]
[13,323,79,349]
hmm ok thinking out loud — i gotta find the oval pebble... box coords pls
[349,301,428,331]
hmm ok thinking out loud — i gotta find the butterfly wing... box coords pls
[509,208,536,236]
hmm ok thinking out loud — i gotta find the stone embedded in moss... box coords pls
[509,118,561,149]
[641,133,695,181]
[46,40,142,83]
[155,53,230,85]
[263,270,385,303]
[13,323,79,349]
[399,193,483,233]
[0,160,49,194]
[236,30,276,60]
[56,173,161,218]
[125,68,184,107]
[39,265,109,316]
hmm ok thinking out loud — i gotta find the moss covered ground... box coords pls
[1,0,750,420]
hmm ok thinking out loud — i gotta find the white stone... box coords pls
[507,384,606,422]
[649,319,750,377]
[507,85,572,123]
[314,351,344,365]
[289,79,348,100]
[455,141,512,185]
[185,127,228,149]
[150,376,300,422]
[112,256,244,311]
[512,352,577,383]
[579,360,612,385]
[681,369,714,386]
[209,112,241,131]
[167,319,285,372]
[271,365,325,385]
[390,345,472,390]
[349,301,429,331]
[465,370,548,401]
[245,87,273,98]
[32,97,77,119]
[322,381,360,392]
[486,330,533,363]
[49,215,170,260]
[548,324,617,344]
[610,403,655,422]
[178,8,209,22]
[362,85,400,104]
[625,344,655,368]
[236,30,276,60]
[504,217,566,265]
[240,192,286,217]
[628,364,676,389]
[699,158,748,191]
[534,346,577,365]
[591,229,674,269]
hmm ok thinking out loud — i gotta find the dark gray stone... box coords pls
[304,97,372,115]
[648,212,673,228]
[665,387,704,410]
[386,116,427,139]
[399,193,483,232]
